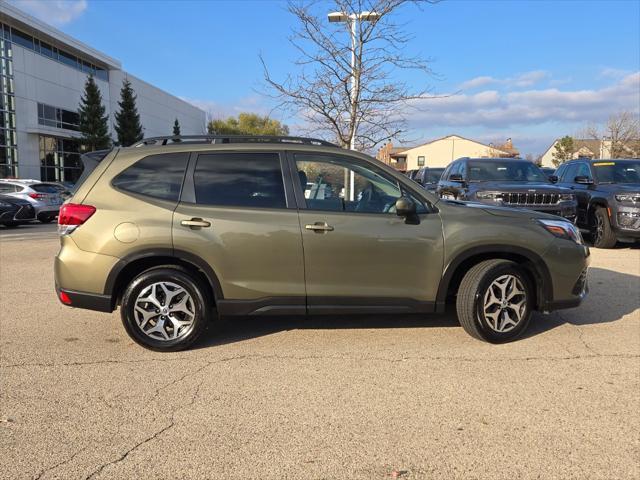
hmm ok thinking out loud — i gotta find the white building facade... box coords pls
[0,3,206,182]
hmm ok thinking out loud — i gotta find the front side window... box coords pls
[295,153,405,214]
[112,153,188,202]
[194,152,286,209]
[562,164,578,183]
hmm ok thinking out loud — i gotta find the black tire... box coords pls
[120,267,213,351]
[38,214,55,224]
[456,259,533,343]
[592,207,617,249]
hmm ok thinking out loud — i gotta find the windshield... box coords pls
[468,160,548,182]
[592,161,640,184]
[425,169,444,183]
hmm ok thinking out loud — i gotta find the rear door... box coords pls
[173,150,306,313]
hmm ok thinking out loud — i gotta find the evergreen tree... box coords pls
[114,79,143,146]
[173,118,181,136]
[77,75,110,151]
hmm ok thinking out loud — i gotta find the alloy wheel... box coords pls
[134,282,195,341]
[482,274,527,333]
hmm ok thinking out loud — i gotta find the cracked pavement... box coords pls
[1,229,639,479]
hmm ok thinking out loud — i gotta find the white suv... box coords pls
[0,179,63,223]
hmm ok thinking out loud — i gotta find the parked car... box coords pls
[540,167,556,178]
[0,194,36,227]
[0,179,63,223]
[414,167,445,191]
[554,159,640,248]
[55,136,589,351]
[436,157,577,221]
[405,169,418,180]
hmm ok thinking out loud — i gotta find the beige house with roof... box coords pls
[539,139,610,167]
[377,135,519,171]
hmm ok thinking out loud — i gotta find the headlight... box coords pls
[475,191,503,201]
[559,193,575,201]
[615,193,640,203]
[538,219,583,244]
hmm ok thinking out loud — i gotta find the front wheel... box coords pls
[592,207,617,249]
[456,259,533,343]
[120,267,212,351]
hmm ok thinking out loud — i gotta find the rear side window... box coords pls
[112,153,188,201]
[194,153,286,209]
[0,184,18,193]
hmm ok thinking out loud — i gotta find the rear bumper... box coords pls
[56,285,113,312]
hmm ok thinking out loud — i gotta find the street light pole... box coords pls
[328,10,380,151]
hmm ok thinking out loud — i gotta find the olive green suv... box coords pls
[55,136,590,351]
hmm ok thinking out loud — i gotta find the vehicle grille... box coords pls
[15,205,35,220]
[502,192,561,206]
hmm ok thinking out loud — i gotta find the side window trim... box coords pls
[288,150,431,215]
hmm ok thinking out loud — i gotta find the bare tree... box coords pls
[587,111,640,159]
[261,0,437,151]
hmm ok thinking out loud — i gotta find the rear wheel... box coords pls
[592,207,617,249]
[120,267,212,351]
[456,259,533,343]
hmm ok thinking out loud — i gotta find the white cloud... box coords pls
[181,96,288,123]
[7,0,87,27]
[459,76,496,90]
[412,72,640,129]
[459,70,549,90]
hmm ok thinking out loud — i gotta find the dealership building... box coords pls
[0,3,206,182]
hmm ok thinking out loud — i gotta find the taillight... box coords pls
[58,203,96,235]
[28,192,47,200]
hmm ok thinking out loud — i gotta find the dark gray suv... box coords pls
[436,157,577,221]
[555,159,640,248]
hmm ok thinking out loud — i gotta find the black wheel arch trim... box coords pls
[435,244,554,312]
[103,248,225,305]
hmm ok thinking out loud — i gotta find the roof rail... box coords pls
[132,135,339,148]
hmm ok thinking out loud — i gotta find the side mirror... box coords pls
[574,176,594,185]
[548,175,558,183]
[395,197,419,224]
[449,173,464,183]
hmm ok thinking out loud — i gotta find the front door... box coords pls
[291,152,444,313]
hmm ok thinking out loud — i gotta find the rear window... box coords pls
[194,153,286,209]
[112,153,189,202]
[31,184,59,193]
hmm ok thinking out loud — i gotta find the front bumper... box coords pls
[0,204,36,223]
[612,205,640,239]
[541,240,590,312]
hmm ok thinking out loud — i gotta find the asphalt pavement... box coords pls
[0,231,638,479]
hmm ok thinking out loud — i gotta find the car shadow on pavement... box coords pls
[193,312,460,350]
[192,266,638,349]
[522,266,640,338]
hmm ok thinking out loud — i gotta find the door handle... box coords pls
[305,222,334,232]
[181,218,211,228]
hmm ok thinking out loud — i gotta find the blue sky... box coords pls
[10,0,640,155]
